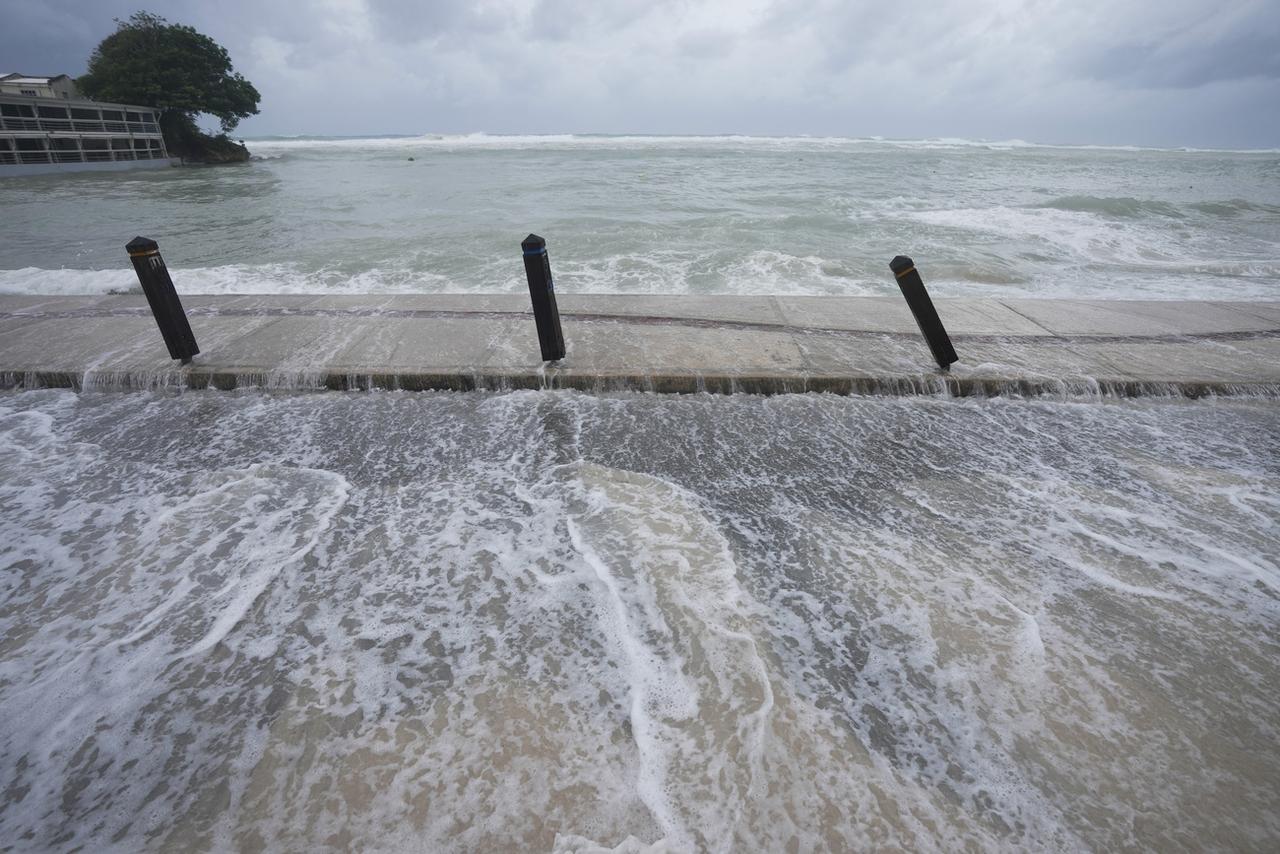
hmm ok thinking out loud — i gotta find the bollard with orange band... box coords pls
[126,236,200,364]
[889,255,957,371]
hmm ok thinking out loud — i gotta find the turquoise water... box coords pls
[2,134,1278,299]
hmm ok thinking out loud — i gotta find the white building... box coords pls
[0,73,81,100]
[0,72,171,175]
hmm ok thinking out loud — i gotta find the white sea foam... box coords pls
[892,203,1280,297]
[0,253,879,298]
[906,205,1191,264]
[1,390,1278,851]
[0,264,458,296]
[565,462,775,851]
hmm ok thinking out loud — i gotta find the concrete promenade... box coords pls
[1,294,1278,397]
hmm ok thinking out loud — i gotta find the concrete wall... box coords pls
[0,157,173,176]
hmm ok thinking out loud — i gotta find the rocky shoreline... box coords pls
[171,132,251,164]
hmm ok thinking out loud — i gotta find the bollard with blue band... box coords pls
[125,236,200,364]
[521,233,566,361]
[889,255,957,371]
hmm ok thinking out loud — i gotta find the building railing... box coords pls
[0,116,160,135]
[2,148,169,165]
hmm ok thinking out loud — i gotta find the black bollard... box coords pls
[889,255,957,371]
[126,236,200,363]
[521,233,566,361]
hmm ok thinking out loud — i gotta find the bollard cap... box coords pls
[126,236,159,254]
[521,233,546,252]
[889,255,915,275]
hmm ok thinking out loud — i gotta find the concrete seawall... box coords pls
[2,294,1278,397]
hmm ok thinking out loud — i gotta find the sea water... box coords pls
[2,138,1280,852]
[1,134,1278,300]
[1,389,1278,851]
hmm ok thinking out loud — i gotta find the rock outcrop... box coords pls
[172,132,250,165]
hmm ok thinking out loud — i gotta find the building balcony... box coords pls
[0,117,161,135]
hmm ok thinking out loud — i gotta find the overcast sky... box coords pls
[2,0,1277,147]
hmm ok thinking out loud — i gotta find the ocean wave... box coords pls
[0,249,893,299]
[1036,196,1280,220]
[4,250,1279,303]
[1187,199,1280,218]
[904,205,1182,261]
[902,204,1280,274]
[1036,196,1186,219]
[0,264,459,297]
[242,133,1280,155]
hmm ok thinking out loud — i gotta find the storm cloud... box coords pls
[1,0,1276,147]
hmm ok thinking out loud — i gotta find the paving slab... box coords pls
[953,339,1118,379]
[1222,336,1280,364]
[0,294,116,315]
[180,294,319,314]
[298,293,529,315]
[0,316,160,372]
[199,316,377,372]
[779,297,1054,336]
[0,316,32,334]
[392,317,522,368]
[1099,299,1280,335]
[558,294,785,326]
[792,332,933,376]
[1074,339,1280,385]
[1000,299,1276,337]
[1212,301,1280,325]
[544,318,807,373]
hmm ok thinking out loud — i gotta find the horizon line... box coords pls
[233,132,1280,154]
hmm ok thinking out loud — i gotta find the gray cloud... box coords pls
[365,0,506,44]
[0,0,1276,147]
[1085,11,1280,89]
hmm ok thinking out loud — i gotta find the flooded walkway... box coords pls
[2,294,1279,396]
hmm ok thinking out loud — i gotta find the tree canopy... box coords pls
[78,11,260,135]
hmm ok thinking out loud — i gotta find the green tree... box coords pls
[78,11,260,159]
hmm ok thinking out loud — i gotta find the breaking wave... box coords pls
[243,133,1280,155]
[1036,196,1187,219]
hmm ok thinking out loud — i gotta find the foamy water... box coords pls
[2,134,1278,300]
[1,388,1277,851]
